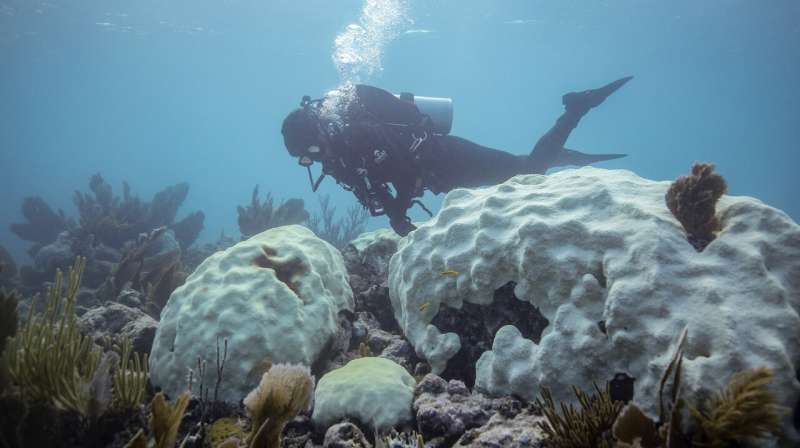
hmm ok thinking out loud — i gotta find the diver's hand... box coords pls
[390,215,417,236]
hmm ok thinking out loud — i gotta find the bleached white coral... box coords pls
[150,225,352,402]
[388,167,800,443]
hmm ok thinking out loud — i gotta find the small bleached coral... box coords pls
[243,363,314,448]
[313,357,416,432]
[665,162,727,251]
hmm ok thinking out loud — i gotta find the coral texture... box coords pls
[313,357,416,431]
[149,225,353,402]
[388,167,800,443]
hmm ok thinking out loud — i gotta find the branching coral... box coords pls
[243,363,314,448]
[236,185,309,239]
[10,196,71,250]
[112,337,149,411]
[307,194,369,249]
[126,391,192,448]
[73,173,203,250]
[151,391,191,448]
[535,382,624,448]
[74,175,145,248]
[2,257,105,415]
[689,367,784,447]
[665,163,727,251]
[171,211,205,250]
[3,256,150,423]
[107,226,186,314]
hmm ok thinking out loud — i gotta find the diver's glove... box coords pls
[390,215,417,237]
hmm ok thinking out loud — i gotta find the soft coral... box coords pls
[665,163,728,251]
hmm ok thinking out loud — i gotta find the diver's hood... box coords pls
[281,107,321,158]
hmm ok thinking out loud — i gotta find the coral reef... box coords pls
[3,166,797,448]
[665,163,728,251]
[236,185,309,239]
[0,257,152,448]
[10,196,71,255]
[73,174,203,249]
[308,194,370,249]
[9,173,203,298]
[389,167,800,442]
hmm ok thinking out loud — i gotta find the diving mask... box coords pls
[298,144,322,167]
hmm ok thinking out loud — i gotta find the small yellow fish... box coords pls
[440,269,460,277]
[418,302,430,312]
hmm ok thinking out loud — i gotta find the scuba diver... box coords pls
[281,76,633,236]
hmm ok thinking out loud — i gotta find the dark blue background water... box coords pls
[2,0,798,261]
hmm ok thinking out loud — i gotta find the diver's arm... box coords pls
[372,184,416,236]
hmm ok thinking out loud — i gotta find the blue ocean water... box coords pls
[1,0,798,261]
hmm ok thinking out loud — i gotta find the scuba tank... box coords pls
[395,92,453,135]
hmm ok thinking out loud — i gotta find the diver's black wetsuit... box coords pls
[286,78,631,236]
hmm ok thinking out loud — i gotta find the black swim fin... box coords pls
[562,76,633,112]
[551,147,627,168]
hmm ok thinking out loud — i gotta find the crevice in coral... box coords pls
[432,281,549,387]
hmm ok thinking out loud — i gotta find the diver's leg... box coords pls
[421,135,529,192]
[529,76,633,173]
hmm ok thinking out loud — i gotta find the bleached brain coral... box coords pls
[149,225,353,402]
[388,167,800,442]
[312,357,416,431]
